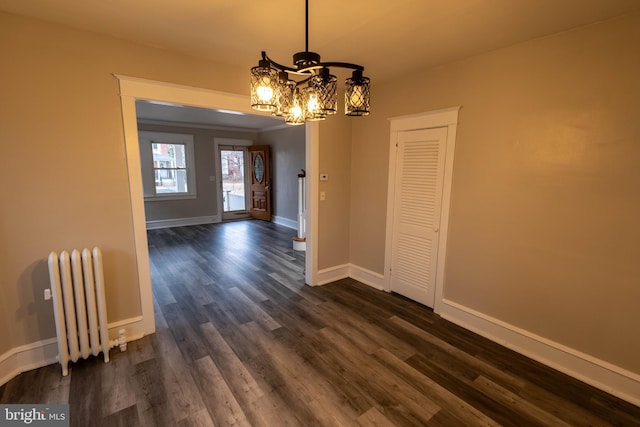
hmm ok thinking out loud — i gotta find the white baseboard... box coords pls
[349,264,385,290]
[317,264,350,285]
[146,215,220,230]
[0,316,148,386]
[272,215,298,230]
[107,315,146,343]
[0,338,58,386]
[316,263,385,290]
[439,298,640,407]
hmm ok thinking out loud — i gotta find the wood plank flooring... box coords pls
[2,220,639,426]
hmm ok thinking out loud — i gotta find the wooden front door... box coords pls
[248,145,271,221]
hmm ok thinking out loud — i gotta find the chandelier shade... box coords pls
[250,0,370,124]
[273,74,296,117]
[345,69,370,116]
[250,59,279,112]
[311,68,338,116]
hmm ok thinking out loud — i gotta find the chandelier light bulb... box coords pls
[307,93,319,112]
[304,87,326,121]
[349,85,364,108]
[257,85,274,103]
[285,89,305,125]
[291,105,302,118]
[290,93,304,119]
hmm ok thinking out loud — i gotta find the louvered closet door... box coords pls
[390,127,447,308]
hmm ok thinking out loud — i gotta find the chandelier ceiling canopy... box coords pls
[250,0,370,125]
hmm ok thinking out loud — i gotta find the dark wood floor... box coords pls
[2,220,639,426]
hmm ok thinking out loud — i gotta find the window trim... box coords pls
[138,131,196,201]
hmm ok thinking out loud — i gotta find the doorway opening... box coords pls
[116,75,320,338]
[215,138,253,222]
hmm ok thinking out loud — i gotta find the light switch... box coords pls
[320,191,326,201]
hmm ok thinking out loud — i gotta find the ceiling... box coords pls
[136,101,285,132]
[3,0,639,129]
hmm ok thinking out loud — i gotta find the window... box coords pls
[152,143,188,194]
[138,131,196,201]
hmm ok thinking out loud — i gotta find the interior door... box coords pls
[248,145,271,221]
[390,127,447,308]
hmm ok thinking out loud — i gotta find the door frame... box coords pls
[115,75,319,338]
[215,138,252,221]
[384,107,460,314]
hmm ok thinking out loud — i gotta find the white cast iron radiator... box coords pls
[47,247,127,376]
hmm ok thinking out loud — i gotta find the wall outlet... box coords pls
[44,289,51,300]
[320,191,326,201]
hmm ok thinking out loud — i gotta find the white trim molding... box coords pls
[0,316,146,386]
[0,338,58,386]
[272,215,298,230]
[146,215,220,230]
[305,122,319,286]
[117,88,156,339]
[349,265,385,291]
[115,74,319,335]
[317,264,350,286]
[439,299,640,407]
[316,264,385,290]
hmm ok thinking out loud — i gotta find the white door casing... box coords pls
[384,107,460,313]
[115,75,320,339]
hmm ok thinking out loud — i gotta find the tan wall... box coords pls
[349,112,388,271]
[350,12,640,373]
[318,115,352,270]
[0,12,247,348]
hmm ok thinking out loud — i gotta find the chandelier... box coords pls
[250,0,370,125]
